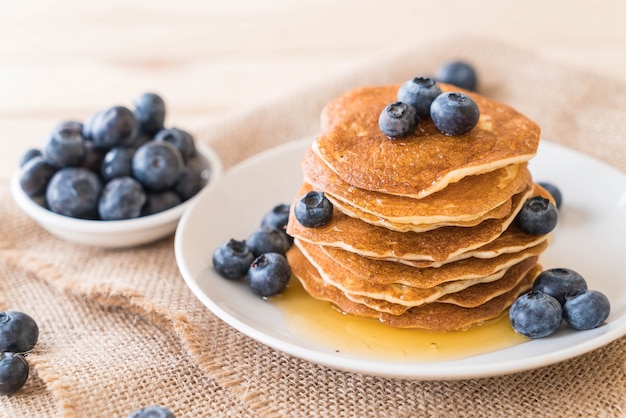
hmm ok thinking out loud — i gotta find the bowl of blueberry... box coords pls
[10,92,222,248]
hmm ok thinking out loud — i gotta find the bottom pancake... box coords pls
[287,246,540,332]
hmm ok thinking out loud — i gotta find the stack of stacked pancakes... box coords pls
[286,82,554,332]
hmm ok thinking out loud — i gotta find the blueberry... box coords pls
[0,352,29,396]
[153,127,196,163]
[126,405,175,418]
[46,167,103,219]
[563,290,610,330]
[538,181,563,209]
[515,196,558,235]
[133,92,166,136]
[533,268,587,306]
[378,102,419,139]
[82,110,104,141]
[261,203,293,244]
[246,226,291,257]
[174,155,210,201]
[140,191,182,216]
[435,60,478,91]
[294,191,334,228]
[509,290,563,338]
[19,156,57,197]
[91,106,138,149]
[212,239,255,280]
[0,311,39,353]
[430,92,480,136]
[19,148,42,168]
[98,177,146,220]
[397,77,442,120]
[248,252,291,297]
[79,140,107,174]
[100,146,136,182]
[42,121,86,168]
[132,141,184,191]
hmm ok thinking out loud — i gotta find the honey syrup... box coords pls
[272,279,528,362]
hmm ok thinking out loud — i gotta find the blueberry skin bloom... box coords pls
[19,156,57,197]
[0,352,29,396]
[43,121,86,168]
[515,196,559,235]
[101,146,136,182]
[132,141,184,191]
[91,106,138,149]
[563,290,610,330]
[154,127,196,163]
[294,191,334,228]
[174,155,210,201]
[430,92,480,136]
[141,191,181,216]
[46,167,103,219]
[0,311,39,353]
[533,268,587,306]
[435,60,478,91]
[133,92,166,136]
[378,102,419,139]
[19,148,43,168]
[126,405,175,418]
[98,176,147,220]
[213,239,255,280]
[397,77,442,120]
[509,290,563,338]
[261,203,293,244]
[248,252,291,298]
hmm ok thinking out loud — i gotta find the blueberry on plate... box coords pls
[133,92,166,137]
[46,167,103,219]
[538,181,563,209]
[294,191,333,228]
[533,268,587,306]
[397,77,442,120]
[101,146,136,182]
[98,176,146,220]
[140,191,182,216]
[91,106,138,149]
[248,252,291,298]
[19,156,57,198]
[42,121,86,168]
[0,352,29,396]
[246,226,291,257]
[132,141,184,191]
[515,196,558,235]
[509,290,563,338]
[430,92,480,136]
[435,60,478,91]
[378,101,419,139]
[261,203,293,244]
[563,290,610,330]
[126,405,175,418]
[0,311,39,353]
[154,127,196,163]
[212,239,255,280]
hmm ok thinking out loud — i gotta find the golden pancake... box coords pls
[296,238,539,308]
[302,147,531,228]
[315,239,548,287]
[286,182,536,263]
[287,246,540,331]
[314,83,541,198]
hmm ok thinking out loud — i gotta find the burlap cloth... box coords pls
[1,37,625,417]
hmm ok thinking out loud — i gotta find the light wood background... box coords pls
[2,0,626,179]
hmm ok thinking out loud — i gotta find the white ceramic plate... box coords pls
[175,137,626,380]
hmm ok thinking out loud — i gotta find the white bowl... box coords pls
[10,143,223,248]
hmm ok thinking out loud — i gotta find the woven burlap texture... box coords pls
[1,37,625,417]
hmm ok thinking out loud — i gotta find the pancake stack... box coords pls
[285,82,553,332]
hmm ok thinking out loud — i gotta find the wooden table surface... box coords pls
[2,0,626,179]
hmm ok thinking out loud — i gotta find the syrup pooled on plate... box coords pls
[272,279,528,362]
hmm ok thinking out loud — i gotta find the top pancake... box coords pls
[314,83,541,198]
